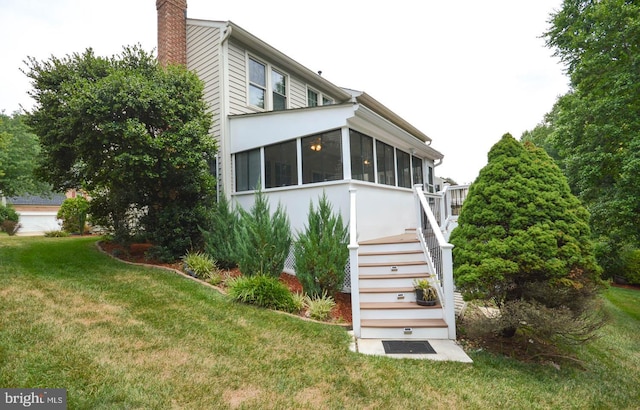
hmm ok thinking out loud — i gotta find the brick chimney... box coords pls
[156,0,187,66]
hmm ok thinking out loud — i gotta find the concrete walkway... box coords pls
[349,332,473,363]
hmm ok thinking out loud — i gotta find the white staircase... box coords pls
[357,231,449,339]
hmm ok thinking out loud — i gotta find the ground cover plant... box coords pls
[1,236,639,409]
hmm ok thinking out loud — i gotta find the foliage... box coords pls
[294,192,348,297]
[0,203,19,223]
[57,196,90,234]
[304,292,336,321]
[450,134,603,339]
[182,250,218,280]
[44,230,70,237]
[291,292,306,313]
[524,0,640,275]
[1,220,21,236]
[226,274,296,312]
[23,46,216,259]
[201,192,238,270]
[0,112,50,197]
[620,247,640,285]
[235,188,291,277]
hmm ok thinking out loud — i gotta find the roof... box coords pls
[6,194,67,206]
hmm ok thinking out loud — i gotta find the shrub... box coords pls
[294,192,348,297]
[226,275,296,312]
[235,187,291,277]
[182,251,218,280]
[44,230,70,237]
[201,192,238,269]
[304,292,336,321]
[1,220,21,236]
[291,292,306,313]
[57,196,90,234]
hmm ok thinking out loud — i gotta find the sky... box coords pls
[0,0,569,184]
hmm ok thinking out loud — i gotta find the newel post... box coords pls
[442,243,456,339]
[348,187,361,338]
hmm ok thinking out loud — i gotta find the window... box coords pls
[322,96,333,105]
[302,130,343,183]
[349,130,374,182]
[272,69,287,111]
[235,149,261,191]
[307,89,318,107]
[376,141,395,186]
[412,156,424,188]
[249,58,266,108]
[265,140,297,188]
[427,165,435,193]
[397,150,411,188]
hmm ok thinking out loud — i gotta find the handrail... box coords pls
[413,184,456,339]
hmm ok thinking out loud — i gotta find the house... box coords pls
[5,193,67,234]
[156,0,469,342]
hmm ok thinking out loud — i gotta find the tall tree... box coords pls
[0,112,50,198]
[24,46,216,258]
[451,134,602,340]
[541,0,640,263]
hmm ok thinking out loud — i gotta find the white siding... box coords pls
[227,41,254,115]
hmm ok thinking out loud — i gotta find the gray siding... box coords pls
[187,24,222,140]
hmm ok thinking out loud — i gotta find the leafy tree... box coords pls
[450,134,603,339]
[294,192,348,297]
[0,112,50,198]
[57,196,90,234]
[528,0,640,275]
[23,46,216,259]
[235,188,291,277]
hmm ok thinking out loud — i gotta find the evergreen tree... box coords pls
[450,134,603,339]
[294,192,349,297]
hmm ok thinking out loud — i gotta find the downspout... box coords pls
[219,24,233,201]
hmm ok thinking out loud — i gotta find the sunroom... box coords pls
[229,97,444,248]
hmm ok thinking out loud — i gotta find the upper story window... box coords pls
[307,89,318,107]
[248,56,288,111]
[249,58,266,109]
[307,87,333,107]
[272,70,287,111]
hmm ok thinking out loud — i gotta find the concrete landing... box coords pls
[349,332,473,363]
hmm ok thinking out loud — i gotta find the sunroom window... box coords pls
[376,140,395,186]
[350,130,374,182]
[302,130,343,184]
[397,149,411,188]
[412,155,424,187]
[265,140,297,188]
[235,148,261,192]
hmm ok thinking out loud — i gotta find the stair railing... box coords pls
[348,187,361,338]
[414,184,456,339]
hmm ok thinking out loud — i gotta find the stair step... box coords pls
[359,250,423,256]
[361,302,440,310]
[359,273,429,280]
[360,287,415,293]
[359,261,427,268]
[361,318,447,328]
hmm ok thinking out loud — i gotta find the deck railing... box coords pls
[414,184,456,339]
[348,187,361,338]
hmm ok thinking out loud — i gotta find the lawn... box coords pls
[1,236,639,409]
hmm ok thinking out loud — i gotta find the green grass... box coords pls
[1,236,639,409]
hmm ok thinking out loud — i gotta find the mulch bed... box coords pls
[98,241,352,325]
